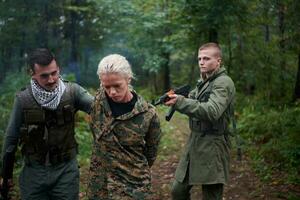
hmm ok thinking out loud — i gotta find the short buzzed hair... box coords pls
[97,54,133,79]
[199,42,222,58]
[28,48,56,73]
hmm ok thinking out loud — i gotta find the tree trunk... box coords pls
[237,34,254,95]
[293,53,300,101]
[0,48,12,84]
[227,29,232,74]
[151,72,159,94]
[70,9,78,63]
[208,28,218,43]
[19,23,27,72]
[263,3,271,99]
[39,1,49,47]
[188,50,198,86]
[69,0,80,82]
[19,45,25,72]
[83,48,90,76]
[0,50,6,84]
[278,2,286,97]
[161,0,171,92]
[264,24,270,42]
[18,0,29,72]
[162,52,170,92]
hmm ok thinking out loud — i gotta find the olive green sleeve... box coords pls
[1,97,22,166]
[73,83,94,114]
[144,112,161,167]
[174,76,235,122]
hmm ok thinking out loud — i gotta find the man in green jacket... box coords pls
[165,43,236,200]
[0,48,93,200]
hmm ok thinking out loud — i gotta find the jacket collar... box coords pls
[197,67,227,87]
[97,88,149,121]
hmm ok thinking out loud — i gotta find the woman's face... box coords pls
[100,73,131,103]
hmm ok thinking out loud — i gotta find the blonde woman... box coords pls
[87,54,161,200]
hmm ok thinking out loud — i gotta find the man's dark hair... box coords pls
[28,48,56,73]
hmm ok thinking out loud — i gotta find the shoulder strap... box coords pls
[17,85,39,109]
[204,70,226,96]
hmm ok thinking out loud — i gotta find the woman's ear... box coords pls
[127,77,132,84]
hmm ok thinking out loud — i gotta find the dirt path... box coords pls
[78,112,300,200]
[150,151,300,200]
[8,114,299,200]
[149,112,300,200]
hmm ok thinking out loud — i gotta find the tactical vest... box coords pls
[17,82,78,165]
[189,71,234,136]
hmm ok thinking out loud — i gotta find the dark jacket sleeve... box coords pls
[1,97,22,167]
[73,83,94,114]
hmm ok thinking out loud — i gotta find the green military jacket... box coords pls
[174,67,235,185]
[87,88,161,200]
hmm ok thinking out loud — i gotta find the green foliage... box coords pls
[75,111,93,166]
[1,0,298,99]
[135,87,157,103]
[238,100,300,184]
[62,73,77,82]
[155,106,189,160]
[156,107,178,159]
[0,0,299,196]
[0,71,29,199]
[0,71,29,139]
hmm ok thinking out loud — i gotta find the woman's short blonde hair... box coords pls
[97,54,133,79]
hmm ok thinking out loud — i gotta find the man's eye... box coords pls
[51,71,58,76]
[41,74,48,79]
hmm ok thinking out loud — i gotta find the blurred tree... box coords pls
[285,0,300,101]
[0,0,298,102]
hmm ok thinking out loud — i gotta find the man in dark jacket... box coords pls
[165,43,236,200]
[0,48,93,200]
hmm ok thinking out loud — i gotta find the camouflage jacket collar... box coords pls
[96,88,149,121]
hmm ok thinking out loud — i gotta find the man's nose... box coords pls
[48,75,55,83]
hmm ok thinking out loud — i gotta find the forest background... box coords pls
[0,0,299,199]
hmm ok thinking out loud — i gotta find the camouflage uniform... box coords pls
[87,89,161,200]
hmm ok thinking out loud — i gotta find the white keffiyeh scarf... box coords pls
[31,78,66,110]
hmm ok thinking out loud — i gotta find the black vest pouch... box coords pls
[49,147,77,165]
[23,109,45,124]
[56,110,65,126]
[63,104,74,123]
[21,109,46,149]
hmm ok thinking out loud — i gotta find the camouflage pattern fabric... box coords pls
[87,88,161,200]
